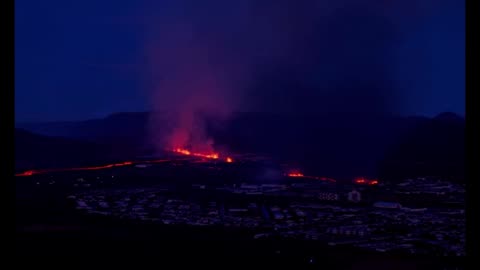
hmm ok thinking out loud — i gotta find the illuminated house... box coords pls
[348,189,361,203]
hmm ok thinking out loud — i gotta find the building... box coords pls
[348,189,361,203]
[318,192,339,201]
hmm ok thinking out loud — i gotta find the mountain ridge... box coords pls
[15,112,464,181]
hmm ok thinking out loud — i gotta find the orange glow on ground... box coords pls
[14,153,224,177]
[286,172,337,182]
[174,148,191,155]
[354,177,379,185]
[16,170,35,176]
[15,159,137,177]
[287,172,304,177]
[173,148,219,160]
[355,177,366,184]
[193,152,219,159]
[317,176,337,183]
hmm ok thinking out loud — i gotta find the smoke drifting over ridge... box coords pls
[143,0,438,153]
[145,20,246,153]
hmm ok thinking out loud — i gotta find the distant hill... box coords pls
[17,112,150,143]
[15,129,117,171]
[16,112,464,181]
[379,112,465,182]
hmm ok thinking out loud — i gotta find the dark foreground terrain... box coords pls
[16,171,465,269]
[17,203,464,270]
[18,230,463,269]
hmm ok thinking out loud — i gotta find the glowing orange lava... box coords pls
[14,151,227,177]
[174,148,191,155]
[173,148,219,160]
[15,160,136,177]
[355,178,366,184]
[16,170,35,176]
[287,172,336,182]
[354,177,379,185]
[193,152,219,159]
[287,172,304,177]
[226,157,233,163]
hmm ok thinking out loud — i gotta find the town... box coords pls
[69,176,465,257]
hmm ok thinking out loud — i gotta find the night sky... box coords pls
[15,0,464,123]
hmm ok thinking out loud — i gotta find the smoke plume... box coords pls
[143,0,442,153]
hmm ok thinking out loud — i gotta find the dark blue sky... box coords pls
[15,0,464,123]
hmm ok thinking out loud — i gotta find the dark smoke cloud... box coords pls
[143,0,438,152]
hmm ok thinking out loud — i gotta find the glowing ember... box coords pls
[174,148,191,155]
[354,177,366,184]
[354,177,367,184]
[193,152,219,159]
[226,157,233,163]
[16,170,35,177]
[288,172,304,177]
[354,177,379,185]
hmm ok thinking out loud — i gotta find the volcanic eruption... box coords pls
[141,0,420,177]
